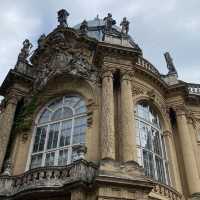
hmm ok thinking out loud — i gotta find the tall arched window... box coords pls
[29,95,87,169]
[135,102,170,185]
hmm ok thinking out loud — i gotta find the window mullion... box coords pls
[68,117,75,164]
[42,125,50,166]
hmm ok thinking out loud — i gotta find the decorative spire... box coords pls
[57,9,69,27]
[103,13,116,32]
[120,17,130,35]
[79,20,88,35]
[164,52,178,75]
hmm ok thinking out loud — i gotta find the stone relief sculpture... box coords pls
[17,39,33,62]
[164,52,177,74]
[57,9,69,27]
[103,13,116,32]
[120,17,130,35]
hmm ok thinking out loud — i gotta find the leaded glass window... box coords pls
[29,95,87,169]
[135,102,170,185]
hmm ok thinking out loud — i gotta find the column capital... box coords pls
[120,70,135,81]
[172,105,188,116]
[101,68,115,79]
[163,130,172,137]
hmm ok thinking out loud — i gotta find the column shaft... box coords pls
[176,109,200,194]
[0,97,18,171]
[101,70,115,160]
[120,72,137,162]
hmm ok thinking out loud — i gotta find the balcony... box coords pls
[151,182,182,200]
[187,83,200,96]
[0,159,97,199]
[136,56,160,76]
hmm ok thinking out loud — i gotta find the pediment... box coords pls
[30,28,98,92]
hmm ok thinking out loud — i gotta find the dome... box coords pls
[74,16,140,49]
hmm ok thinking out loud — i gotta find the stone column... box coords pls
[163,130,182,193]
[0,94,19,172]
[101,69,115,160]
[71,189,86,200]
[175,106,200,195]
[120,71,137,162]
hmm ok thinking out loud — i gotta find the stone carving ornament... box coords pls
[164,52,177,74]
[120,17,130,35]
[103,13,116,32]
[17,39,33,62]
[57,9,69,27]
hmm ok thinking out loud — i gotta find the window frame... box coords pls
[26,95,87,171]
[135,102,171,185]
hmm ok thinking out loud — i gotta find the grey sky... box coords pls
[0,0,200,86]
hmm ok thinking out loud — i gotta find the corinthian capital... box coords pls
[173,105,187,116]
[120,70,135,81]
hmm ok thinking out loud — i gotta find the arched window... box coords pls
[29,95,87,169]
[135,102,170,185]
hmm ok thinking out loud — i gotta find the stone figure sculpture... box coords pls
[80,20,88,34]
[18,39,33,62]
[164,52,177,74]
[37,34,46,49]
[120,17,130,35]
[57,9,69,27]
[103,13,116,32]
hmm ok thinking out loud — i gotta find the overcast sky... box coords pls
[0,0,200,86]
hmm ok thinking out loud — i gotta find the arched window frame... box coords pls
[135,101,171,185]
[26,95,87,170]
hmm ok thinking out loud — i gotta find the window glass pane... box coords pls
[39,109,51,124]
[64,96,80,107]
[51,108,62,121]
[30,154,42,169]
[45,152,55,166]
[33,126,47,153]
[59,120,72,147]
[58,149,68,165]
[73,117,87,144]
[48,98,63,111]
[63,107,73,118]
[152,129,162,156]
[75,100,86,114]
[139,122,152,150]
[47,123,59,149]
[155,156,166,183]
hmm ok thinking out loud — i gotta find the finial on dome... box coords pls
[57,9,69,27]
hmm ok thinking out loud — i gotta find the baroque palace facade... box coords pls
[0,9,200,200]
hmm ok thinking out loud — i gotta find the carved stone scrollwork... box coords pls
[132,86,144,96]
[86,99,97,127]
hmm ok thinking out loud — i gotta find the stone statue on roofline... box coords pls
[37,34,46,49]
[17,39,33,62]
[164,52,177,75]
[103,13,116,32]
[120,17,130,35]
[79,20,88,35]
[57,9,69,27]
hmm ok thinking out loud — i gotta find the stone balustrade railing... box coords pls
[136,56,160,76]
[0,159,97,198]
[187,83,200,96]
[152,182,182,200]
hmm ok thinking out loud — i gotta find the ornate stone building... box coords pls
[0,9,200,200]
